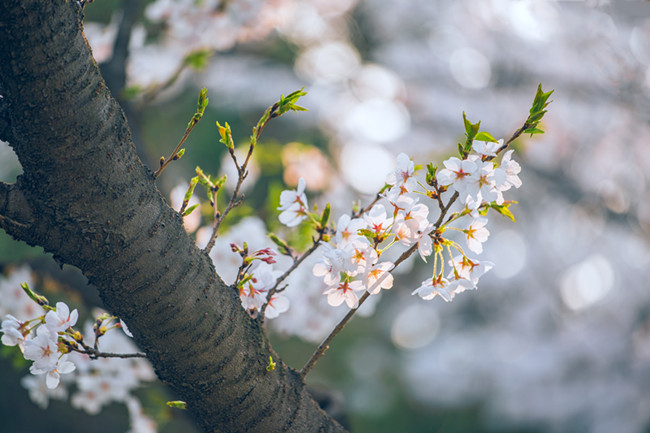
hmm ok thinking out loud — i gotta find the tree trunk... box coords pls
[0,1,345,432]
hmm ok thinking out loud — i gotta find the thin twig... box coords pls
[154,121,196,178]
[299,240,419,378]
[73,347,147,359]
[203,109,274,254]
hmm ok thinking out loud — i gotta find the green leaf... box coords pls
[488,202,518,222]
[320,203,331,229]
[196,88,209,114]
[216,121,234,149]
[183,49,212,71]
[268,233,292,256]
[462,112,481,155]
[274,88,308,118]
[266,356,276,372]
[426,163,437,186]
[182,203,199,217]
[121,85,142,100]
[523,84,554,136]
[20,282,49,307]
[474,131,498,142]
[184,177,199,204]
[166,401,187,410]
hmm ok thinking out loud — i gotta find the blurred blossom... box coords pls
[126,45,185,88]
[349,64,406,101]
[295,42,361,84]
[196,217,286,284]
[278,3,329,43]
[630,23,650,66]
[559,254,614,311]
[344,98,410,143]
[0,141,20,182]
[391,303,440,350]
[338,142,394,195]
[486,229,527,279]
[282,142,332,190]
[507,0,558,42]
[449,47,492,89]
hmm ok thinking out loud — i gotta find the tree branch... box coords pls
[0,1,345,432]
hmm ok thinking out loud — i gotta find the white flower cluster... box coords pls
[276,143,522,307]
[0,268,156,432]
[2,302,78,389]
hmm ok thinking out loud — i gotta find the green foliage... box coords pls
[426,163,437,186]
[523,84,554,136]
[266,356,276,372]
[183,49,212,71]
[216,121,234,149]
[166,400,187,410]
[188,88,209,128]
[461,112,481,156]
[273,88,308,118]
[480,201,518,222]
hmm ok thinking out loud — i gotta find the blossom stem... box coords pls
[299,241,419,378]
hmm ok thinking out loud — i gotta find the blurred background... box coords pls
[2,0,650,432]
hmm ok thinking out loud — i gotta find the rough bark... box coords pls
[0,1,346,432]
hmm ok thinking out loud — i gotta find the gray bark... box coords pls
[0,1,345,432]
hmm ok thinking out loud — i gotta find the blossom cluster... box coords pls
[2,302,78,389]
[0,270,156,432]
[274,140,522,309]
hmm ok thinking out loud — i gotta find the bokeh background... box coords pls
[2,0,650,432]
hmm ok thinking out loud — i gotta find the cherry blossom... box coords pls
[472,139,503,157]
[278,177,309,227]
[1,314,27,347]
[23,326,59,371]
[44,301,78,333]
[386,152,418,197]
[335,214,366,247]
[469,156,503,204]
[363,204,393,238]
[448,255,494,290]
[265,294,290,319]
[412,275,454,302]
[324,281,361,308]
[437,157,479,201]
[350,261,395,295]
[348,240,378,274]
[313,242,357,286]
[464,217,490,254]
[494,149,522,191]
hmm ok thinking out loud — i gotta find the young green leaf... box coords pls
[166,401,188,410]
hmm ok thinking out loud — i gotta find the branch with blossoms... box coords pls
[263,84,553,375]
[0,283,145,390]
[160,85,551,374]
